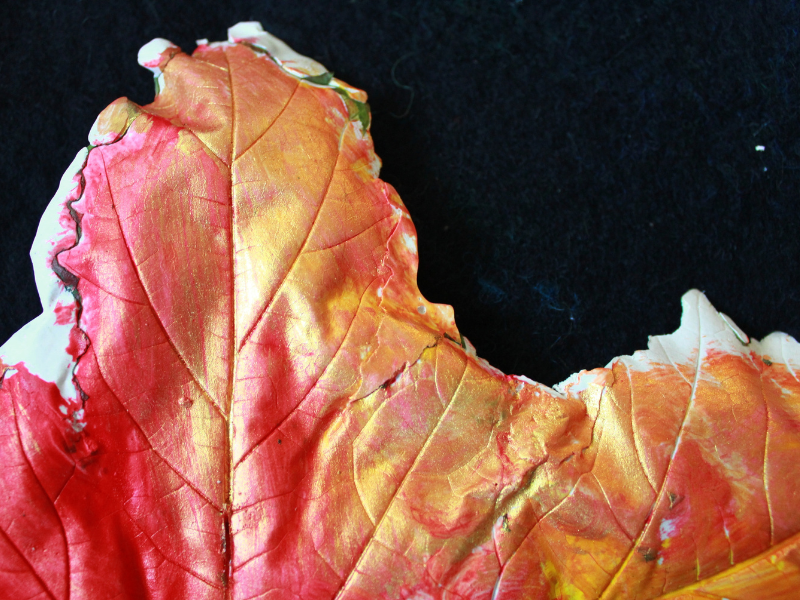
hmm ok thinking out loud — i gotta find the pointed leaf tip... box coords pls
[137,37,180,74]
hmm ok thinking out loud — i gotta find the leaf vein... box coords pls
[234,275,379,470]
[597,301,705,599]
[333,348,468,599]
[625,362,658,494]
[234,79,300,162]
[237,125,346,352]
[745,351,774,546]
[101,151,226,422]
[8,395,65,600]
[0,524,57,600]
[122,505,223,589]
[95,361,221,511]
[303,214,393,255]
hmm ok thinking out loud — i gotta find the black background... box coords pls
[1,1,798,386]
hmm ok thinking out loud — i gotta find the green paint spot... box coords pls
[351,98,371,131]
[304,71,334,86]
[443,333,460,346]
[241,41,370,130]
[334,88,371,131]
[343,97,371,131]
[244,42,269,56]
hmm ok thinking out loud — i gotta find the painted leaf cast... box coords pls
[2,22,799,600]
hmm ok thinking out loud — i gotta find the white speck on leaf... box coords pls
[402,233,417,253]
[660,518,678,540]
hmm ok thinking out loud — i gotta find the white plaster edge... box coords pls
[0,148,88,402]
[553,289,800,396]
[138,23,346,130]
[137,37,179,96]
[758,331,800,378]
[137,38,179,74]
[227,21,328,77]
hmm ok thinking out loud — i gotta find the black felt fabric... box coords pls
[1,0,798,385]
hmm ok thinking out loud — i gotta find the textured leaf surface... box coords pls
[1,23,799,600]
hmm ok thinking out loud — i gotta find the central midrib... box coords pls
[224,48,237,592]
[218,43,348,593]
